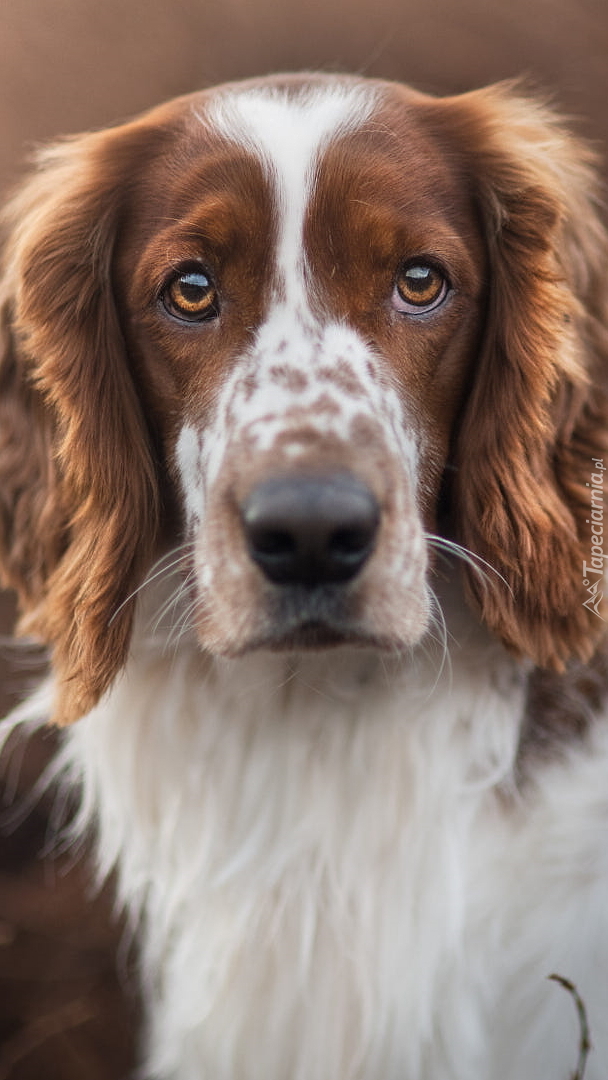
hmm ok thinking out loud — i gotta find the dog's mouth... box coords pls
[229,585,394,655]
[249,620,377,653]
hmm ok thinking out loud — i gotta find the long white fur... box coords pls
[15,578,608,1080]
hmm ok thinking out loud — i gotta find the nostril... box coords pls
[331,525,374,560]
[248,526,296,559]
[241,474,380,587]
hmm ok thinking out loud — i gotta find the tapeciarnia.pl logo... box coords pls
[582,458,606,619]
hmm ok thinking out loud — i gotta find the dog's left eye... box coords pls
[161,266,219,322]
[392,262,449,314]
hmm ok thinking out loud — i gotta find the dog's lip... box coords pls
[226,619,397,656]
[259,587,375,651]
[257,621,362,651]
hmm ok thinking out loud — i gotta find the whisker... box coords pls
[422,587,453,696]
[165,594,202,654]
[108,543,194,626]
[151,568,197,636]
[425,534,513,596]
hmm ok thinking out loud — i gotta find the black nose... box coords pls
[241,474,380,587]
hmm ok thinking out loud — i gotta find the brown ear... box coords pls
[0,127,160,724]
[445,86,608,667]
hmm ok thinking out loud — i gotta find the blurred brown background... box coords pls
[0,0,606,1075]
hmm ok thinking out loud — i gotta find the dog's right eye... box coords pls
[392,260,449,315]
[161,266,219,322]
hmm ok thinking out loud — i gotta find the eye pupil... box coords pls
[163,267,219,321]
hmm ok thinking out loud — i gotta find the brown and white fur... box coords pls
[2,73,608,1079]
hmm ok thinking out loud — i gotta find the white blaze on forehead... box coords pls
[206,82,376,308]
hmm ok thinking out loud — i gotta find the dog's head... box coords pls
[1,74,607,723]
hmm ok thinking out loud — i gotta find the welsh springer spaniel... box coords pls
[1,73,608,1080]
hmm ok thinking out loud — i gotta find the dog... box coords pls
[1,72,608,1079]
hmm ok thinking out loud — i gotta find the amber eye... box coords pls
[392,261,449,314]
[162,266,219,322]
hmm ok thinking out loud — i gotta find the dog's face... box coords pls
[117,77,486,657]
[1,74,607,722]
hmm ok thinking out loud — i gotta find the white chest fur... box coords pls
[47,624,608,1080]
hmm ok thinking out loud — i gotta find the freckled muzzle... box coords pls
[181,321,432,655]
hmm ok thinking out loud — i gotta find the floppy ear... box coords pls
[0,126,161,724]
[446,86,608,668]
